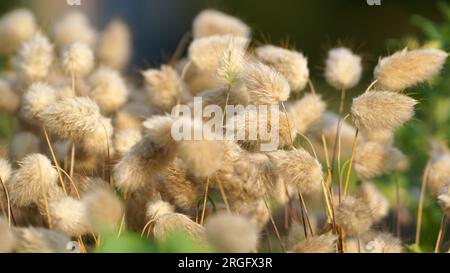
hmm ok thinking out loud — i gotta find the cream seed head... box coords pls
[80,116,114,155]
[20,82,57,123]
[0,157,12,183]
[291,234,337,253]
[40,97,101,140]
[12,226,72,253]
[0,8,36,54]
[114,128,142,155]
[287,93,326,134]
[205,213,258,253]
[354,141,405,179]
[268,149,323,194]
[143,65,186,113]
[97,19,131,70]
[151,212,206,243]
[255,45,309,92]
[188,34,249,72]
[88,67,129,114]
[357,181,389,223]
[82,185,123,232]
[15,32,53,84]
[374,48,448,91]
[52,11,97,49]
[351,91,417,131]
[61,42,94,77]
[325,47,362,90]
[8,153,62,207]
[364,232,403,253]
[49,197,91,236]
[216,38,247,88]
[335,196,373,236]
[146,199,175,220]
[243,61,290,104]
[176,118,225,177]
[192,9,251,38]
[113,133,176,193]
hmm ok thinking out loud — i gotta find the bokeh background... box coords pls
[0,0,441,70]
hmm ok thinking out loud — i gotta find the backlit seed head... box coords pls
[21,82,57,123]
[188,34,249,72]
[287,93,326,134]
[88,67,129,114]
[256,45,309,92]
[325,47,362,90]
[40,97,101,140]
[291,234,337,253]
[49,197,90,236]
[335,196,373,236]
[351,91,417,131]
[374,48,448,91]
[15,32,53,84]
[357,181,389,223]
[243,61,290,104]
[205,212,258,252]
[192,9,251,38]
[426,153,450,196]
[61,42,94,77]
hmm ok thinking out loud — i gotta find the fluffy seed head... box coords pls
[143,65,186,112]
[80,116,114,155]
[216,38,247,87]
[114,128,142,155]
[97,19,131,70]
[8,153,62,207]
[256,45,309,92]
[243,61,290,104]
[426,154,450,196]
[176,119,225,177]
[0,79,20,114]
[291,234,337,253]
[146,199,175,220]
[364,232,403,253]
[287,93,326,134]
[15,32,53,84]
[357,181,389,223]
[0,157,12,183]
[351,91,417,131]
[61,42,94,77]
[51,11,97,49]
[49,197,90,236]
[269,149,323,194]
[40,97,101,140]
[188,34,249,71]
[21,82,57,123]
[374,48,448,91]
[82,185,123,232]
[192,9,251,38]
[335,196,373,236]
[88,67,129,114]
[113,127,176,193]
[325,47,362,90]
[0,9,36,54]
[354,142,405,179]
[205,213,258,253]
[151,211,205,243]
[12,227,71,253]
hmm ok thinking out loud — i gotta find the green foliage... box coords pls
[96,230,213,253]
